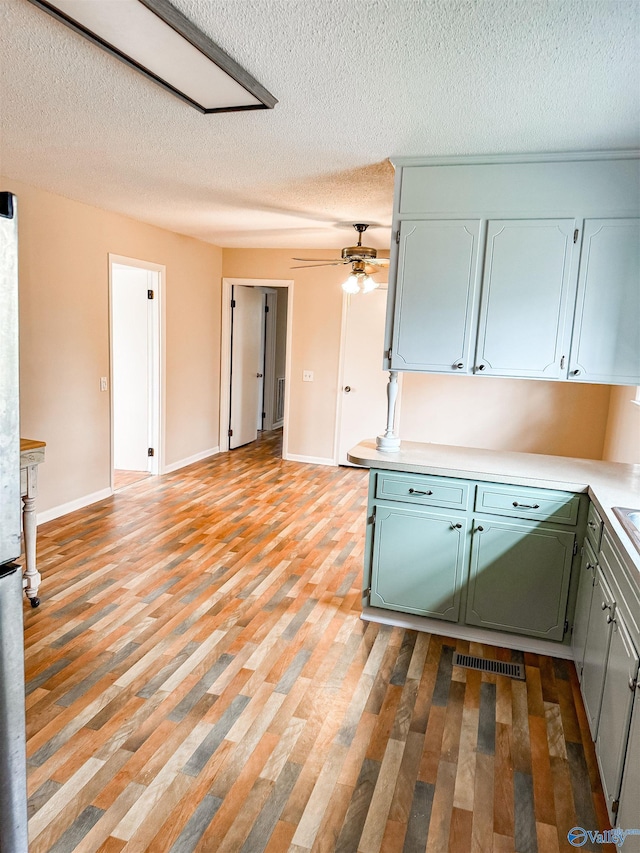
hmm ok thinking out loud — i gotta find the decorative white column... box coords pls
[376,370,401,452]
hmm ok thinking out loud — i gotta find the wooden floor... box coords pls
[22,431,613,852]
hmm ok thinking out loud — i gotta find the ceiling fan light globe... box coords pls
[342,274,360,294]
[361,275,378,293]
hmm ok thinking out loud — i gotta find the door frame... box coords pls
[334,287,402,465]
[108,254,165,487]
[220,278,294,455]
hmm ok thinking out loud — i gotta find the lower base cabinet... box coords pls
[364,470,585,643]
[596,614,640,825]
[465,517,575,641]
[579,565,615,739]
[370,504,468,621]
[616,694,640,851]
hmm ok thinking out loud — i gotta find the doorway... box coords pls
[335,286,401,465]
[109,255,164,490]
[220,278,293,456]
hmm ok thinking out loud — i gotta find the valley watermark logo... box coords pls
[568,825,640,846]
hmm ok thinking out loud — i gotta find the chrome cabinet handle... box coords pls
[512,502,540,509]
[453,362,464,369]
[630,677,638,692]
[450,522,463,529]
[477,364,486,371]
[476,525,484,532]
[409,488,433,496]
[588,520,597,530]
[606,614,614,624]
[602,601,611,611]
[571,369,581,376]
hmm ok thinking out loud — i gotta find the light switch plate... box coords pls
[303,370,314,382]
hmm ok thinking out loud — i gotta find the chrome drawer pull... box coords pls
[588,520,597,530]
[408,488,433,496]
[450,522,463,529]
[512,501,540,509]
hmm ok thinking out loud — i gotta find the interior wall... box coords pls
[399,374,612,459]
[222,249,617,463]
[222,249,346,462]
[7,177,222,515]
[602,385,640,464]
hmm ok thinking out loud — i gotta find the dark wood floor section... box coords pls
[22,432,613,852]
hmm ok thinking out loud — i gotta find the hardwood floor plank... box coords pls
[20,433,611,852]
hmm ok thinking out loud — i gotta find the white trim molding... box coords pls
[37,488,113,525]
[162,447,219,474]
[285,453,336,467]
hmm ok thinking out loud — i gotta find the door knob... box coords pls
[256,373,263,378]
[344,386,351,393]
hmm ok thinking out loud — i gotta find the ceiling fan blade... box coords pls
[290,261,348,269]
[364,259,390,266]
[291,257,347,262]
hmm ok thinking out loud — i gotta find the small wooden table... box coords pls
[20,438,46,607]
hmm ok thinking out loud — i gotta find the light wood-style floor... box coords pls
[22,431,613,852]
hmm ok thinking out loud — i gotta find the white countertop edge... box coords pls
[348,439,640,581]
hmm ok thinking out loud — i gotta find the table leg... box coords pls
[22,464,41,607]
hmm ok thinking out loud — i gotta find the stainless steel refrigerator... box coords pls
[0,191,29,852]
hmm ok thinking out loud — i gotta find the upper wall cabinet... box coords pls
[568,218,640,385]
[384,154,640,385]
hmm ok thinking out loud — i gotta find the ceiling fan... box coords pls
[292,223,389,293]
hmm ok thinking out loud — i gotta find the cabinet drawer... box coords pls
[586,502,604,552]
[375,472,471,510]
[475,483,580,525]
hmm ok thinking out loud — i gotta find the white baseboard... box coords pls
[361,606,574,660]
[285,453,336,467]
[162,446,219,474]
[37,488,113,525]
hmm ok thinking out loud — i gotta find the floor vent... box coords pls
[452,652,525,680]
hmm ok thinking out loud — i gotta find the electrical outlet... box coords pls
[100,377,108,391]
[303,370,314,382]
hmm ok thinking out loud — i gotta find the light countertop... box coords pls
[348,439,640,581]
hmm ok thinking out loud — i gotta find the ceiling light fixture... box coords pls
[27,0,278,114]
[341,260,379,294]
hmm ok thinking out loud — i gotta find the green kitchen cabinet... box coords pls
[596,612,640,825]
[568,219,640,385]
[369,503,469,621]
[615,687,640,850]
[572,539,598,681]
[465,517,575,641]
[390,220,482,373]
[474,219,576,378]
[581,564,616,739]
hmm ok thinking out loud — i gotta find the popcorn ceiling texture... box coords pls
[0,0,638,248]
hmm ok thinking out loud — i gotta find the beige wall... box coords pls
[222,248,617,463]
[222,249,346,461]
[399,374,612,459]
[602,385,640,464]
[7,178,222,514]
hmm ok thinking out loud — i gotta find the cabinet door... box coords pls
[616,688,640,850]
[572,541,597,681]
[475,219,576,378]
[581,565,615,740]
[465,517,574,640]
[596,614,640,825]
[568,218,640,385]
[390,220,482,372]
[370,504,468,621]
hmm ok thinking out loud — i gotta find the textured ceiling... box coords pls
[0,0,638,249]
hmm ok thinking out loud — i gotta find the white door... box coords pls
[112,265,151,471]
[230,286,264,449]
[337,288,394,464]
